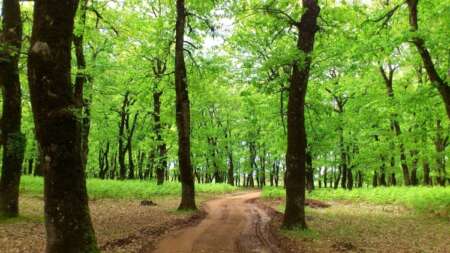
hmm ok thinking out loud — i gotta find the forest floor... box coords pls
[150,191,280,253]
[260,198,450,253]
[1,185,449,253]
[0,193,231,253]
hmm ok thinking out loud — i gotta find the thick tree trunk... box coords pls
[175,0,196,210]
[0,0,25,218]
[27,0,98,252]
[283,0,319,230]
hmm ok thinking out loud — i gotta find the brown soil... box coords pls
[0,196,206,253]
[150,192,282,253]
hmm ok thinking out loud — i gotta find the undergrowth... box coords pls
[262,186,450,216]
[20,175,237,199]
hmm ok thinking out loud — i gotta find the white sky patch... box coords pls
[203,10,234,51]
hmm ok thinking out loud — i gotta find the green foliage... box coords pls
[20,176,238,200]
[6,0,450,189]
[262,186,450,216]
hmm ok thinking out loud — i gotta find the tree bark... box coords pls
[423,160,431,185]
[434,120,448,186]
[73,0,91,171]
[118,92,129,179]
[306,151,314,191]
[227,144,234,186]
[0,0,25,218]
[27,0,98,252]
[153,90,167,185]
[175,0,196,210]
[339,128,348,189]
[283,0,320,230]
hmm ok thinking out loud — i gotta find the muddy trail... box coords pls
[150,192,281,253]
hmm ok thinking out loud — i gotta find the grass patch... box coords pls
[20,175,238,200]
[0,214,43,224]
[281,227,320,240]
[262,186,450,215]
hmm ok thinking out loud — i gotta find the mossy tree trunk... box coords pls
[0,0,25,218]
[27,0,99,252]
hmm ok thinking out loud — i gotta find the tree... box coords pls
[379,64,411,185]
[175,0,196,210]
[283,0,320,229]
[406,0,450,120]
[0,0,25,218]
[27,0,99,252]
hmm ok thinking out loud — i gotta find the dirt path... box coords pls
[151,192,281,253]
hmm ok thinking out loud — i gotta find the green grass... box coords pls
[0,214,43,224]
[262,186,450,215]
[281,227,320,240]
[20,175,238,200]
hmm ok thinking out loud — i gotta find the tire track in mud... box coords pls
[151,192,281,253]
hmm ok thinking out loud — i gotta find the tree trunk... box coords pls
[175,0,196,210]
[73,0,91,171]
[126,112,138,179]
[410,150,419,186]
[153,91,167,185]
[339,129,347,189]
[346,170,353,190]
[27,0,98,252]
[434,120,448,186]
[357,171,363,188]
[389,173,397,186]
[227,149,234,186]
[380,66,411,185]
[0,0,25,218]
[423,160,431,185]
[373,171,378,187]
[118,92,129,179]
[283,0,320,230]
[306,151,314,191]
[28,158,34,175]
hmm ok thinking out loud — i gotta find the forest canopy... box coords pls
[0,0,449,252]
